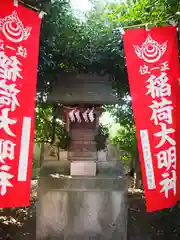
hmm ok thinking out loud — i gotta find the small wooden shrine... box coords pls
[43,73,119,168]
[37,72,128,240]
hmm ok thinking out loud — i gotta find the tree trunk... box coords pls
[133,145,142,189]
[39,142,45,167]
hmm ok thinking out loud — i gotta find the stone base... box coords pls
[70,161,96,176]
[36,161,128,240]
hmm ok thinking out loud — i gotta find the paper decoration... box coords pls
[68,108,95,123]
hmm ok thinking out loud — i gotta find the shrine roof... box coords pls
[47,73,119,105]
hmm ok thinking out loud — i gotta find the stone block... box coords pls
[36,175,127,240]
[98,150,107,161]
[70,161,96,176]
[37,161,127,240]
[59,150,68,160]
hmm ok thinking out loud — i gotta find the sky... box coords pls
[70,0,118,12]
[70,0,91,12]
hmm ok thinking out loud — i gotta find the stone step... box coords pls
[68,157,97,161]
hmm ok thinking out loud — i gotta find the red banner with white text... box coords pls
[176,68,180,200]
[123,26,179,212]
[0,0,41,208]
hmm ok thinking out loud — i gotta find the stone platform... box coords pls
[36,161,128,240]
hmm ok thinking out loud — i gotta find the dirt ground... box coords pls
[127,188,180,240]
[0,181,180,240]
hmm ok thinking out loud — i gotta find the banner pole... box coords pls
[39,11,47,19]
[115,22,178,35]
[14,0,18,7]
[19,0,47,16]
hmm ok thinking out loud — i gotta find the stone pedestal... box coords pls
[36,161,128,240]
[70,161,96,176]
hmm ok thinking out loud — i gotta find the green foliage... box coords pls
[32,165,40,179]
[95,124,109,151]
[37,0,83,96]
[106,95,134,128]
[35,103,53,142]
[36,0,129,98]
[111,126,137,159]
[32,144,41,179]
[105,0,180,27]
[56,127,71,150]
[35,103,68,148]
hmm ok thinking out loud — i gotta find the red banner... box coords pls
[0,1,41,208]
[176,68,180,200]
[123,26,179,212]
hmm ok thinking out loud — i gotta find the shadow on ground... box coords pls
[127,188,180,240]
